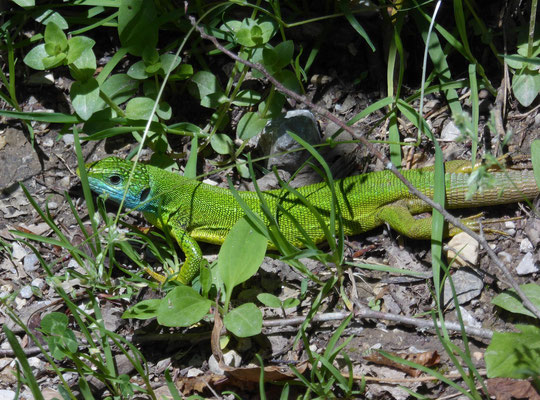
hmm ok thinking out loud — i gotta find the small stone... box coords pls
[456,306,481,328]
[440,121,461,141]
[0,389,16,400]
[504,221,516,229]
[19,286,34,299]
[0,259,16,274]
[11,243,27,261]
[42,388,62,400]
[0,358,13,369]
[28,356,44,370]
[259,110,321,172]
[447,233,479,266]
[516,252,539,275]
[15,297,26,309]
[443,268,483,308]
[208,354,224,375]
[519,238,534,253]
[42,138,54,147]
[31,278,45,290]
[222,350,242,367]
[62,372,77,382]
[62,134,74,145]
[58,176,71,189]
[186,368,203,377]
[23,253,39,272]
[0,284,13,299]
[47,201,58,210]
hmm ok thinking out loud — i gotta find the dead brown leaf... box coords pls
[364,350,440,377]
[486,377,540,400]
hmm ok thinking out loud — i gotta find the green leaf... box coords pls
[258,92,286,119]
[122,299,161,320]
[44,22,67,54]
[34,10,68,29]
[257,293,282,308]
[236,111,268,140]
[42,53,66,69]
[71,78,100,120]
[160,53,182,74]
[156,102,172,120]
[170,64,193,81]
[12,0,35,6]
[188,71,223,100]
[200,264,212,297]
[236,159,250,179]
[24,44,49,70]
[41,312,68,334]
[532,139,540,191]
[282,298,300,309]
[485,324,540,378]
[223,303,263,337]
[232,89,262,107]
[83,108,116,135]
[41,312,78,359]
[211,133,234,155]
[101,74,138,105]
[142,47,160,65]
[118,0,158,56]
[491,283,540,318]
[125,97,157,120]
[218,216,267,291]
[234,18,275,47]
[157,286,212,327]
[66,36,95,64]
[512,67,540,107]
[127,60,150,80]
[69,47,96,81]
[274,69,302,94]
[262,40,293,73]
[200,92,229,108]
[145,61,162,75]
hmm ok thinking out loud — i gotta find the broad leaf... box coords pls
[157,286,212,327]
[218,216,267,291]
[71,78,100,120]
[237,112,268,140]
[223,303,263,337]
[485,324,540,378]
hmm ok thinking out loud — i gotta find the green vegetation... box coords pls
[1,0,539,398]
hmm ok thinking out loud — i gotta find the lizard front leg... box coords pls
[169,222,204,284]
[144,213,203,285]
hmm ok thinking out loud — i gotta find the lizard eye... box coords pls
[108,175,122,185]
[140,187,151,202]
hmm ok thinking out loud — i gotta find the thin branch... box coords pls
[189,16,540,320]
[262,310,493,340]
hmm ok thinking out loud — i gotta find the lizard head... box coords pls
[77,157,154,211]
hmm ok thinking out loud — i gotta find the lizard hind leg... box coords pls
[376,204,521,239]
[376,202,439,240]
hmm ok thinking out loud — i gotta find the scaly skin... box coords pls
[79,157,539,284]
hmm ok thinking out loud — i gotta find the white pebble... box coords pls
[519,238,533,253]
[23,254,39,272]
[516,252,539,275]
[19,286,34,299]
[11,243,27,261]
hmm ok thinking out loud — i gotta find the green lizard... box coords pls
[79,156,539,284]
